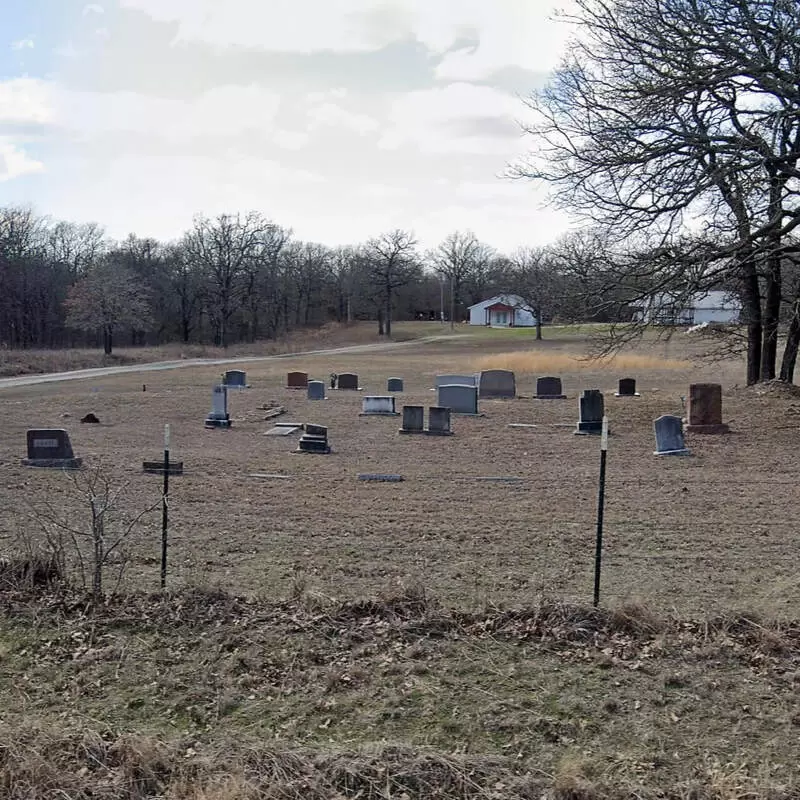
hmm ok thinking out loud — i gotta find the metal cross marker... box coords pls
[593,415,608,607]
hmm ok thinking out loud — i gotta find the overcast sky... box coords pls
[0,1,577,251]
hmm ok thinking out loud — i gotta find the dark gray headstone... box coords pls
[387,377,404,392]
[654,415,690,455]
[426,406,453,436]
[360,396,399,416]
[307,380,326,400]
[297,423,330,453]
[479,369,516,399]
[399,405,425,434]
[337,372,359,390]
[686,383,729,433]
[22,429,82,469]
[435,374,477,389]
[287,371,308,389]
[616,378,639,397]
[536,376,566,399]
[224,369,248,388]
[575,389,604,434]
[437,384,479,414]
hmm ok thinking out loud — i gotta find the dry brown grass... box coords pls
[472,350,692,374]
[0,322,416,378]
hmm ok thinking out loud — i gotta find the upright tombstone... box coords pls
[575,389,605,434]
[615,378,640,397]
[653,415,691,456]
[387,377,404,392]
[426,406,454,436]
[535,376,566,399]
[479,369,516,399]
[437,384,480,415]
[22,429,82,469]
[287,371,308,390]
[297,423,331,454]
[337,372,360,390]
[360,396,399,416]
[399,405,425,434]
[223,370,249,389]
[205,384,231,428]
[307,380,326,400]
[685,383,729,433]
[435,374,477,389]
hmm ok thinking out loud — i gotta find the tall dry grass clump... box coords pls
[472,351,691,374]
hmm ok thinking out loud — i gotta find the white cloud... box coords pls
[0,139,45,182]
[379,82,530,154]
[307,102,379,135]
[272,129,311,150]
[54,84,282,142]
[82,3,105,14]
[0,78,53,124]
[118,0,575,75]
[11,38,35,51]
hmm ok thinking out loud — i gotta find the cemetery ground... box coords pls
[1,326,800,797]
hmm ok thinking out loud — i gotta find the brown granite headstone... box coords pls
[685,383,729,433]
[287,371,308,389]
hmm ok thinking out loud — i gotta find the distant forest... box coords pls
[0,206,573,353]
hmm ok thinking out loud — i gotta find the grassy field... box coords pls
[0,324,798,798]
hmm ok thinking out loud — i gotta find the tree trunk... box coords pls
[739,256,762,385]
[535,308,543,341]
[377,307,384,336]
[385,291,392,337]
[103,327,113,355]
[779,298,800,383]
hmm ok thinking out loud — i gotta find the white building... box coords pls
[467,295,538,327]
[633,290,741,325]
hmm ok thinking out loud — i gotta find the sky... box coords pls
[0,0,577,251]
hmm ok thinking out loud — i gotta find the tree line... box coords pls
[0,206,602,354]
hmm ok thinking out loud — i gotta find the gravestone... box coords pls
[615,378,639,397]
[22,429,82,469]
[575,389,605,434]
[337,372,360,390]
[330,373,338,389]
[297,423,331,454]
[437,384,479,415]
[307,380,326,400]
[426,406,454,436]
[360,396,399,416]
[387,377,404,392]
[435,374,477,389]
[287,371,308,389]
[685,383,729,433]
[224,370,249,389]
[399,405,425,434]
[479,369,516,399]
[535,376,566,399]
[653,415,690,455]
[204,384,231,428]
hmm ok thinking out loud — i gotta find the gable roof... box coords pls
[467,294,531,311]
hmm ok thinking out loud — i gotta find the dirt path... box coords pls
[0,336,460,390]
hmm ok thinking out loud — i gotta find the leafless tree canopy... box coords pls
[513,0,800,383]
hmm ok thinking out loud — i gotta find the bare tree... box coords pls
[428,231,495,328]
[363,230,421,336]
[514,0,800,384]
[65,256,152,354]
[183,212,274,347]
